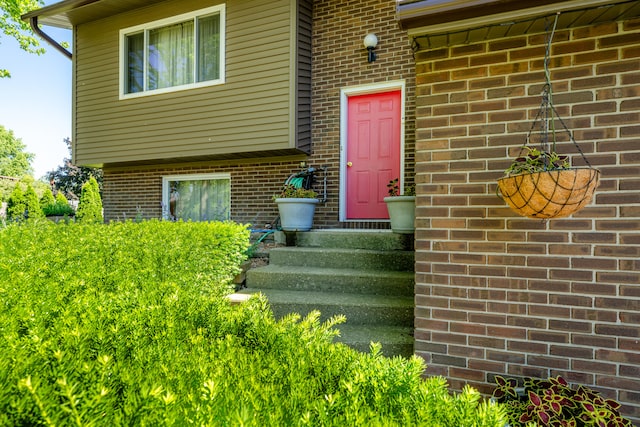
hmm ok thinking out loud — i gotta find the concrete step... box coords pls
[291,230,414,251]
[245,265,414,296]
[334,325,414,357]
[268,247,414,272]
[243,230,415,357]
[238,289,414,327]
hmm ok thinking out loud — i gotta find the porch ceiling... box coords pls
[398,0,640,48]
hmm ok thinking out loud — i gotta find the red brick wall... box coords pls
[413,18,640,421]
[102,0,416,230]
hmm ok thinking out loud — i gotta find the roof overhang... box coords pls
[21,0,156,29]
[397,0,640,47]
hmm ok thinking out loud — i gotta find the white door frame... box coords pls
[339,80,406,222]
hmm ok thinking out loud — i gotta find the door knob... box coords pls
[347,162,353,167]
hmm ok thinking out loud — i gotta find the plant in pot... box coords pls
[273,184,319,232]
[496,14,599,219]
[383,178,416,234]
[497,142,600,219]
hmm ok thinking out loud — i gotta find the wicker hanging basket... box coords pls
[497,13,599,220]
[497,168,599,219]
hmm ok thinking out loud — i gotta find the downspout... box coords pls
[29,16,72,60]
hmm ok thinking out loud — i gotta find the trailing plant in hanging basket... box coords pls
[504,147,570,176]
[496,13,599,220]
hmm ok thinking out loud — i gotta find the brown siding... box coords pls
[101,0,416,231]
[296,0,312,153]
[413,17,640,422]
[74,0,300,167]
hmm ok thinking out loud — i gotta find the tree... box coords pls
[47,138,102,200]
[24,183,43,219]
[76,176,102,224]
[0,125,34,177]
[39,186,54,208]
[6,183,25,220]
[55,191,68,206]
[0,0,45,78]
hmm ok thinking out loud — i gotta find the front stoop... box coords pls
[239,230,415,357]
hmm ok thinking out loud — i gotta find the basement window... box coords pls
[120,4,225,98]
[162,173,230,222]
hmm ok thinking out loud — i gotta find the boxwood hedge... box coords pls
[0,220,505,426]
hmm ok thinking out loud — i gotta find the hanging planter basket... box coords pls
[497,13,599,219]
[497,168,599,219]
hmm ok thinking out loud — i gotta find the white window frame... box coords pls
[119,4,226,99]
[161,173,231,221]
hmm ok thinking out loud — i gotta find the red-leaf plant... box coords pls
[492,375,633,427]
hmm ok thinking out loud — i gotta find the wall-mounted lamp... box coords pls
[363,33,378,63]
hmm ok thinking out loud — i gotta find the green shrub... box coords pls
[0,177,18,203]
[6,184,26,220]
[42,202,75,217]
[55,191,70,206]
[42,191,75,217]
[0,221,504,426]
[24,184,44,219]
[39,187,55,209]
[76,176,103,223]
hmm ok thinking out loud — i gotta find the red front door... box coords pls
[346,90,401,219]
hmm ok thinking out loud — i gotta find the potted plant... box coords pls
[497,146,600,219]
[383,178,416,234]
[496,14,599,219]
[273,184,319,231]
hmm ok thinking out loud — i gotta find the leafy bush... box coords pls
[55,191,70,206]
[42,202,75,217]
[6,184,25,220]
[493,375,633,427]
[40,188,76,217]
[0,177,18,203]
[24,184,44,219]
[0,221,505,426]
[39,187,55,209]
[76,176,103,223]
[42,191,76,216]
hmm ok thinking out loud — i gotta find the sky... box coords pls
[0,3,72,179]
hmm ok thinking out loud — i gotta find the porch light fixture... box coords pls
[363,33,378,63]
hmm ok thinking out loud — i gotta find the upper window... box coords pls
[120,5,225,98]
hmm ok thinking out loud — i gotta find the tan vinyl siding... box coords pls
[73,0,302,167]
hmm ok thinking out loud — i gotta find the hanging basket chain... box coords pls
[543,13,558,155]
[523,12,593,169]
[497,11,600,219]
